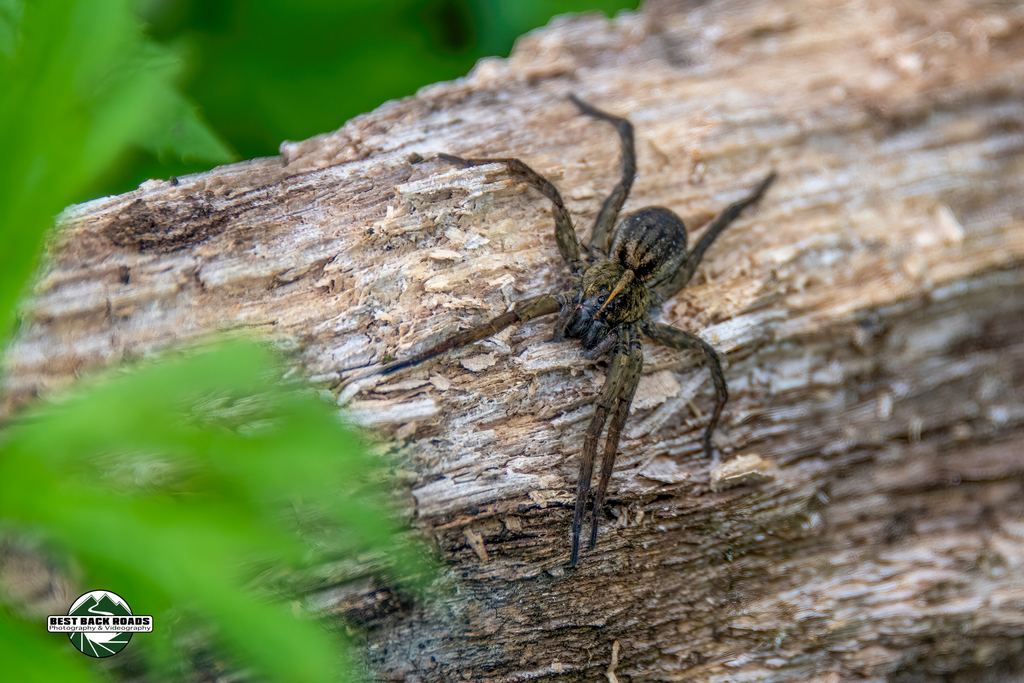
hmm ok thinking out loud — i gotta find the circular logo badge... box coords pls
[48,590,153,658]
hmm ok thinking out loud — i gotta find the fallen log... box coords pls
[5,0,1024,680]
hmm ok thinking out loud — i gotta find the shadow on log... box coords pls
[4,0,1024,680]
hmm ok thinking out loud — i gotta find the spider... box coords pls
[380,96,775,566]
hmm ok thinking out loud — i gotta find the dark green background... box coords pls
[107,0,638,199]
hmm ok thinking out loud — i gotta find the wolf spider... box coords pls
[382,96,775,566]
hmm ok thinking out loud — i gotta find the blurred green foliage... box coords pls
[2,342,424,681]
[0,0,232,338]
[0,0,635,680]
[112,0,639,197]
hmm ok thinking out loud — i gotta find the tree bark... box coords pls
[5,0,1024,680]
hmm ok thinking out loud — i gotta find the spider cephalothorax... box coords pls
[381,95,775,566]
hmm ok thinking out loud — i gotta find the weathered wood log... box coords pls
[5,0,1024,680]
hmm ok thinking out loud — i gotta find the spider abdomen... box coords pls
[611,207,688,285]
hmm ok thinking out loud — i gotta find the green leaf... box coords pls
[0,0,231,337]
[0,0,23,58]
[1,341,425,682]
[0,609,103,683]
[140,86,234,163]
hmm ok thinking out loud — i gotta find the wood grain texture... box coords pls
[5,0,1024,680]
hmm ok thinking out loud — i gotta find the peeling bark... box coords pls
[5,0,1024,681]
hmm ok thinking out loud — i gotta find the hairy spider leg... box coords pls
[588,328,644,551]
[434,154,582,267]
[571,327,644,566]
[657,171,777,299]
[380,293,560,376]
[644,322,728,462]
[568,95,636,259]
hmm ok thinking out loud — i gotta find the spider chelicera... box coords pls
[380,95,775,566]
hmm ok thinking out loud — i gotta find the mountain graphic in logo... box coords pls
[67,591,134,658]
[70,593,132,618]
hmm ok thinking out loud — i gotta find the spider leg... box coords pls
[573,404,608,566]
[382,293,560,375]
[571,327,643,566]
[644,322,728,461]
[568,95,636,259]
[589,391,632,550]
[656,171,777,300]
[433,154,582,268]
